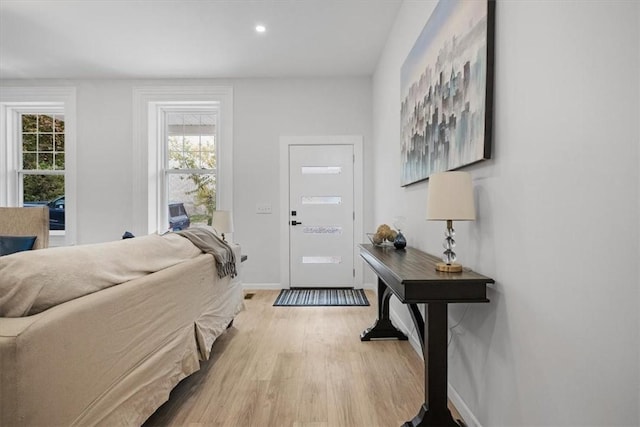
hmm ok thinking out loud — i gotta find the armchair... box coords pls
[0,206,49,249]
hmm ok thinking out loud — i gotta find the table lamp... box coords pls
[426,171,476,272]
[212,210,234,242]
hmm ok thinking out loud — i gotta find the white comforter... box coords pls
[0,233,202,317]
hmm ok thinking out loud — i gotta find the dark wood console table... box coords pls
[359,244,494,427]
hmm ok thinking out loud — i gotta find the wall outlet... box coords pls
[256,203,272,214]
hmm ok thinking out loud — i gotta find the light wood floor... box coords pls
[144,290,461,427]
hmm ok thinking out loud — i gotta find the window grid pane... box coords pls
[166,172,216,228]
[166,114,216,171]
[21,114,65,171]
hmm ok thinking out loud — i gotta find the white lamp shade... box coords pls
[426,171,476,221]
[212,210,234,233]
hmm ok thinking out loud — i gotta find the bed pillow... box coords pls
[0,235,37,256]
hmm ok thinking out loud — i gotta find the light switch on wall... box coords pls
[256,203,272,214]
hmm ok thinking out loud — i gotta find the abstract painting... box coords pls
[400,0,495,186]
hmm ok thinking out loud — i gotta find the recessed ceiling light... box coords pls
[255,24,266,34]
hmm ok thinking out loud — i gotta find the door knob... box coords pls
[291,220,302,226]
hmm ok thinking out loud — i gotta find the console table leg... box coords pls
[360,278,408,341]
[403,303,462,427]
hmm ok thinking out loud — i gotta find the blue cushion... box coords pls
[0,235,37,256]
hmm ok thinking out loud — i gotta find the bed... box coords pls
[0,217,243,426]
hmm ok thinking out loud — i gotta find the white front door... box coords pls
[289,144,354,288]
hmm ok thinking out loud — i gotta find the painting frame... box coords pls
[400,0,495,186]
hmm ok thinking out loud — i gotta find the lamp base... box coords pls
[435,262,463,273]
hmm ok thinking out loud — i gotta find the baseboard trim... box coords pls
[362,281,376,290]
[448,384,482,427]
[389,304,482,427]
[389,305,423,357]
[246,283,376,291]
[242,283,282,291]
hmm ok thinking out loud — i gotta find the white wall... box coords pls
[233,78,373,285]
[372,1,639,426]
[0,77,373,285]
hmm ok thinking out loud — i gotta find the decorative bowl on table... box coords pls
[366,233,394,247]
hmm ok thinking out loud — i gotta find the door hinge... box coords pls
[353,211,355,221]
[353,268,356,277]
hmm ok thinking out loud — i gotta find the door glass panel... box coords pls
[303,226,343,235]
[301,166,342,174]
[302,256,342,264]
[301,196,342,205]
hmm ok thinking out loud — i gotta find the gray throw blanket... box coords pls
[177,228,237,278]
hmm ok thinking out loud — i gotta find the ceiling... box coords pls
[0,0,403,80]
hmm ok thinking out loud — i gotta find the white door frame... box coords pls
[279,135,363,289]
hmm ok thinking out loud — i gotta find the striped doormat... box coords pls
[273,288,369,306]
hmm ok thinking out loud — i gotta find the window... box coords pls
[132,86,232,235]
[162,109,218,230]
[20,111,66,230]
[1,87,76,246]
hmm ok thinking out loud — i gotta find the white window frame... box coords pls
[0,87,77,246]
[132,86,233,235]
